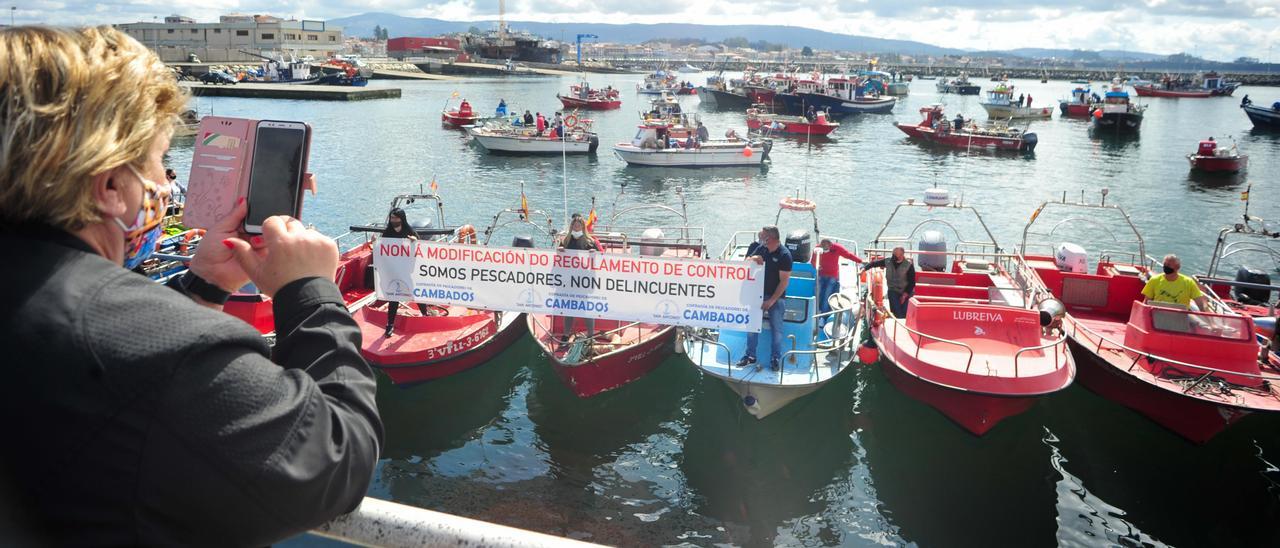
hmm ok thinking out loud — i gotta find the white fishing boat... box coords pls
[468,116,599,154]
[677,63,702,74]
[612,123,771,167]
[980,83,1053,119]
[681,196,865,418]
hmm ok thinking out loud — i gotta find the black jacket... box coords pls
[0,228,383,546]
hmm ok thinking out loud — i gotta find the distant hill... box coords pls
[331,13,963,56]
[331,13,1169,61]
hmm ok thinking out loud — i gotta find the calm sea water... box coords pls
[170,74,1280,547]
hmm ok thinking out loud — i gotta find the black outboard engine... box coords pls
[588,134,600,153]
[511,235,535,248]
[1020,132,1038,152]
[1234,267,1273,304]
[785,229,812,263]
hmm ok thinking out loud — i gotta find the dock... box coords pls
[180,82,400,101]
[370,69,456,81]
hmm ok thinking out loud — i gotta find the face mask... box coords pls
[1162,265,1175,275]
[570,230,584,238]
[115,165,168,270]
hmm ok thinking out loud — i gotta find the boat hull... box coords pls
[895,123,1036,151]
[698,88,752,110]
[1093,112,1143,132]
[613,143,769,166]
[1243,105,1280,129]
[556,94,621,110]
[1059,102,1093,117]
[1133,86,1212,98]
[442,112,479,127]
[798,92,897,115]
[981,103,1054,119]
[937,84,981,95]
[361,309,527,386]
[878,355,1037,435]
[1188,154,1247,173]
[471,131,599,154]
[531,316,676,398]
[746,117,838,136]
[886,82,910,96]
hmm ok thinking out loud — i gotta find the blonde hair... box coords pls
[0,26,187,230]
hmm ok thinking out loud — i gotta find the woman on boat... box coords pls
[0,26,381,545]
[381,207,433,337]
[556,215,602,348]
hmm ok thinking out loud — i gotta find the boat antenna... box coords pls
[561,113,569,229]
[1242,181,1252,221]
[1100,187,1109,206]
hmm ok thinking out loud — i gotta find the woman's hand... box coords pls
[190,198,252,293]
[225,216,338,298]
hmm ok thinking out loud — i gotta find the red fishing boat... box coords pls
[1187,138,1247,173]
[1058,85,1095,116]
[441,98,480,127]
[865,189,1074,435]
[1195,197,1279,344]
[1019,192,1280,443]
[557,81,622,110]
[896,105,1037,152]
[356,194,544,385]
[528,192,706,397]
[745,105,839,136]
[1133,85,1211,98]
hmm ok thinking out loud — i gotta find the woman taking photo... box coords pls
[0,27,381,545]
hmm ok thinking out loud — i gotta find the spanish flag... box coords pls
[429,178,439,193]
[451,90,460,98]
[1241,185,1251,202]
[585,207,597,233]
[519,191,528,219]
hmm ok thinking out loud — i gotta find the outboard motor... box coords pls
[411,218,432,233]
[588,134,600,153]
[1038,298,1066,328]
[639,228,665,257]
[1055,243,1088,273]
[761,140,773,162]
[511,235,535,248]
[785,229,812,263]
[1021,132,1038,152]
[917,230,947,272]
[1234,267,1273,305]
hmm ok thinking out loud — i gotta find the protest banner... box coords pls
[373,238,765,331]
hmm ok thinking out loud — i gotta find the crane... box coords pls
[576,34,598,66]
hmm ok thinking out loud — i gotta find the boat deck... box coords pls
[359,304,497,365]
[530,315,667,363]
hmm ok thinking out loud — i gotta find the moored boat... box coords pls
[529,193,707,397]
[613,122,771,167]
[797,77,897,115]
[1018,193,1280,442]
[864,189,1074,434]
[682,195,864,418]
[557,81,622,110]
[359,195,540,385]
[441,99,480,127]
[1240,96,1280,129]
[745,105,839,136]
[468,114,600,154]
[1091,82,1145,132]
[936,72,980,95]
[1186,138,1247,173]
[698,76,753,110]
[895,104,1038,152]
[1132,72,1236,98]
[1059,85,1095,117]
[1196,203,1280,333]
[980,83,1053,119]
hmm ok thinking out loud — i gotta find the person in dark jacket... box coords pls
[381,207,433,337]
[862,246,916,319]
[0,26,382,546]
[556,214,601,348]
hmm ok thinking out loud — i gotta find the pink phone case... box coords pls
[183,117,257,229]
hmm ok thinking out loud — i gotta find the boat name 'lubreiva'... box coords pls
[952,311,1003,322]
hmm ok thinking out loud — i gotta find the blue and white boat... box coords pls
[797,76,897,115]
[681,197,865,418]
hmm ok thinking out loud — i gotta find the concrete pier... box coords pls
[181,82,400,101]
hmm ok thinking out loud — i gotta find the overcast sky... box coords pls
[12,1,1279,61]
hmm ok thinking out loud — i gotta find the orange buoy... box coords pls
[857,343,880,364]
[742,146,753,157]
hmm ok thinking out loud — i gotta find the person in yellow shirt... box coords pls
[1141,254,1209,309]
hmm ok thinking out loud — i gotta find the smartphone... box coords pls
[243,120,310,233]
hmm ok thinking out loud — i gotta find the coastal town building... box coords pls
[115,14,343,62]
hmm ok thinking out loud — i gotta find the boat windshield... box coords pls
[868,194,1001,262]
[1020,191,1147,267]
[1148,306,1251,341]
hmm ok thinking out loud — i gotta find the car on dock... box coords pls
[199,71,238,85]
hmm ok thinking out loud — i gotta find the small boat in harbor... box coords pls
[613,122,771,167]
[358,194,536,385]
[895,105,1038,152]
[637,70,678,95]
[1187,138,1247,173]
[529,192,706,397]
[441,99,480,127]
[173,109,201,137]
[1197,203,1280,330]
[557,81,622,110]
[1132,72,1236,98]
[468,114,600,154]
[865,189,1074,435]
[678,63,702,74]
[698,74,753,110]
[682,195,864,418]
[1091,82,1145,132]
[745,104,839,137]
[936,72,980,95]
[980,83,1053,119]
[1241,96,1280,129]
[1018,192,1280,443]
[1059,85,1095,117]
[797,77,897,115]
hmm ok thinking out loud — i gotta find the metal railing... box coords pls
[311,497,601,547]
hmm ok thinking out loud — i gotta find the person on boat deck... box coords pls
[738,225,793,372]
[806,105,817,122]
[497,98,508,116]
[1241,95,1251,107]
[684,134,698,149]
[953,114,965,130]
[696,121,709,142]
[862,247,916,319]
[535,112,546,135]
[1027,94,1033,107]
[0,26,381,546]
[557,215,602,348]
[1141,254,1209,310]
[552,111,563,131]
[381,208,434,337]
[816,239,863,317]
[1017,93,1024,107]
[524,110,534,125]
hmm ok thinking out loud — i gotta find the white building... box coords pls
[116,14,343,63]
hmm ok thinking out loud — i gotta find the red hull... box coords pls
[442,111,479,127]
[1061,102,1092,116]
[1188,154,1247,172]
[224,241,374,336]
[676,87,698,95]
[557,94,621,110]
[360,307,526,385]
[1133,86,1212,98]
[879,357,1036,435]
[529,314,675,398]
[746,117,838,136]
[895,123,1030,151]
[1068,338,1247,443]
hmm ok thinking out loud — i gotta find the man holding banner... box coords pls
[737,226,792,371]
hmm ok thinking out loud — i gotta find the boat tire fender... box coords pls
[455,224,478,245]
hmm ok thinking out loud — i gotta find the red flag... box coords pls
[585,207,597,233]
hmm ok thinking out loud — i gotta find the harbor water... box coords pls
[169,74,1280,546]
